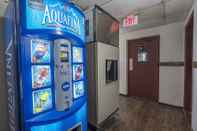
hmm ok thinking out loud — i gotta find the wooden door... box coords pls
[184,12,193,113]
[128,36,159,101]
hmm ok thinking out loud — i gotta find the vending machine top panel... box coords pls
[20,0,85,43]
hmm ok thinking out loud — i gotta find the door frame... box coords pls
[184,11,193,114]
[127,35,160,101]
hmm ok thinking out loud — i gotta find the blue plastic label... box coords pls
[26,0,85,41]
[62,82,70,91]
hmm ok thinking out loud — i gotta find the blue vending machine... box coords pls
[4,0,87,131]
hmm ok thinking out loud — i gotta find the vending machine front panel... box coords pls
[5,0,87,130]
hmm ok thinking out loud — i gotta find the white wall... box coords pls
[97,42,119,124]
[119,22,185,107]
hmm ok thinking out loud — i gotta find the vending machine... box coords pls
[4,0,87,131]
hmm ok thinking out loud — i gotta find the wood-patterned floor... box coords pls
[99,96,191,131]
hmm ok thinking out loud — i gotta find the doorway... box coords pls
[184,12,193,117]
[127,36,160,101]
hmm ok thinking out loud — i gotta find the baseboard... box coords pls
[88,122,98,131]
[119,93,128,97]
[88,108,119,130]
[100,107,119,124]
[158,102,183,109]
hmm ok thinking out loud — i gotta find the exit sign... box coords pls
[123,15,138,27]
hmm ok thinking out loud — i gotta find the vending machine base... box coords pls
[31,103,87,131]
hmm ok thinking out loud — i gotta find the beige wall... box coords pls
[97,42,119,124]
[119,22,185,107]
[0,17,9,131]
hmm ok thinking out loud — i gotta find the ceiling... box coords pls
[0,0,193,31]
[73,0,194,31]
[74,0,162,18]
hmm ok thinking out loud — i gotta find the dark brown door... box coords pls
[184,12,193,113]
[128,36,159,101]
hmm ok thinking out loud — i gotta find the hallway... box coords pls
[101,96,191,131]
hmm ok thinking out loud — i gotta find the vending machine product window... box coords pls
[73,64,84,81]
[32,88,53,114]
[31,39,51,64]
[31,65,52,89]
[73,81,84,99]
[72,47,83,63]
